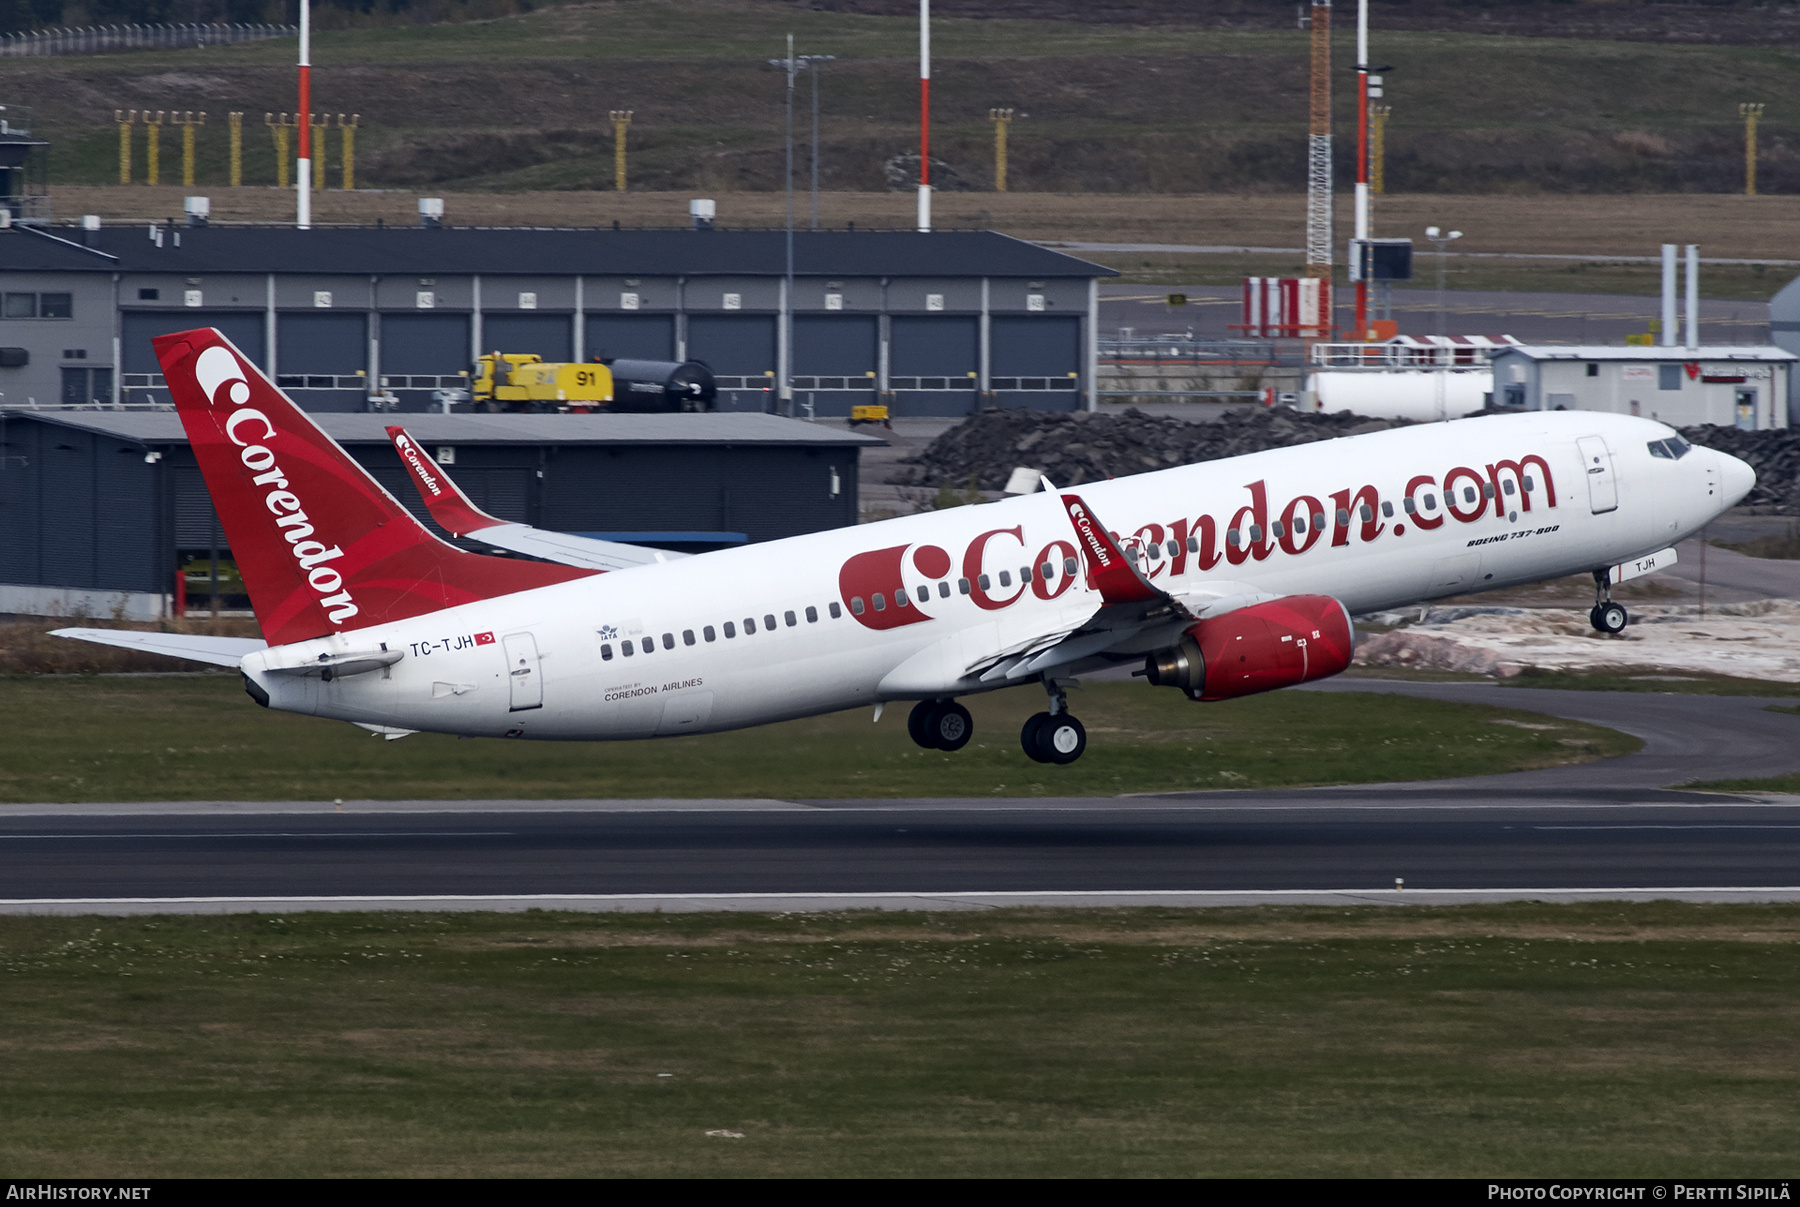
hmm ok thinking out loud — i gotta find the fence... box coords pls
[1099,336,1302,369]
[0,23,295,56]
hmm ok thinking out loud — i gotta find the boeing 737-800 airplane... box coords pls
[58,328,1754,764]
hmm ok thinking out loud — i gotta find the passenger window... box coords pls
[1403,498,1416,515]
[1270,521,1285,539]
[1463,487,1477,503]
[998,570,1012,588]
[724,621,737,638]
[937,581,950,598]
[958,577,972,595]
[1523,476,1536,490]
[917,585,930,602]
[850,598,864,615]
[979,574,991,591]
[1424,494,1438,509]
[1145,545,1160,561]
[1227,529,1241,547]
[1248,525,1263,542]
[873,594,886,612]
[1021,565,1033,580]
[829,602,842,618]
[1067,555,1081,572]
[1294,515,1307,532]
[764,614,776,630]
[1166,539,1179,557]
[1482,482,1495,499]
[704,625,716,642]
[805,606,818,623]
[643,637,655,653]
[1312,511,1325,529]
[663,633,675,649]
[683,630,695,646]
[1380,502,1394,519]
[785,610,797,627]
[895,591,909,608]
[1184,539,1196,555]
[1336,508,1351,526]
[1503,479,1516,495]
[1041,561,1054,579]
[745,617,757,633]
[622,639,634,656]
[601,643,613,660]
[1359,504,1373,523]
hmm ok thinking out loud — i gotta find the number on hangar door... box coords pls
[502,632,543,712]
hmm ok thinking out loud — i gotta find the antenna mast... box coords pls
[1305,0,1332,284]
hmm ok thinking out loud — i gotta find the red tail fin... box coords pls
[1060,493,1162,605]
[156,328,595,646]
[386,425,504,537]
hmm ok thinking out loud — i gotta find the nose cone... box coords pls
[1716,449,1756,509]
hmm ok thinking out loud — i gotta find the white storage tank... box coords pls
[1307,370,1493,421]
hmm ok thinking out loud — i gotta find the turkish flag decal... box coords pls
[475,631,496,645]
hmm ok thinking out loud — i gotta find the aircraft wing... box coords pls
[51,628,267,668]
[963,494,1276,684]
[386,426,689,572]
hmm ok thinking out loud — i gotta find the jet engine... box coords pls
[1142,594,1355,701]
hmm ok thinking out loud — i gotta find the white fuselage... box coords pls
[242,412,1749,740]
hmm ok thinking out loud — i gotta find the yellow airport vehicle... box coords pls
[850,403,891,428]
[472,353,613,412]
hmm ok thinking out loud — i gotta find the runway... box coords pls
[4,681,1797,914]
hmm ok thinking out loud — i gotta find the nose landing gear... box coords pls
[908,698,973,751]
[1590,568,1629,634]
[1022,677,1088,764]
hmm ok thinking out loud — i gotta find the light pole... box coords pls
[1425,225,1461,339]
[768,38,798,415]
[800,54,834,228]
[297,0,310,228]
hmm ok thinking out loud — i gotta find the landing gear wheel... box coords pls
[925,701,973,751]
[1593,601,1629,634]
[1036,714,1087,764]
[1021,712,1052,762]
[908,700,937,749]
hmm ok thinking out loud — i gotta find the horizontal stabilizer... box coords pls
[51,628,267,668]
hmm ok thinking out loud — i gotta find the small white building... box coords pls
[1488,345,1795,430]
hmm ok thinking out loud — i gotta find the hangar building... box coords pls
[0,409,875,620]
[0,223,1112,417]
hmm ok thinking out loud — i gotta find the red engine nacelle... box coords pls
[1143,594,1355,701]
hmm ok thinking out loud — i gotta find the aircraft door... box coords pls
[1735,388,1758,431]
[1576,436,1618,514]
[502,632,543,711]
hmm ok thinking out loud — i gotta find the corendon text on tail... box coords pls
[55,327,1755,766]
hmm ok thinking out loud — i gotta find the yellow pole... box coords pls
[1369,103,1391,195]
[988,108,1014,192]
[145,111,164,186]
[340,114,357,191]
[174,111,204,187]
[267,114,291,189]
[312,113,328,190]
[115,109,133,184]
[610,109,632,191]
[228,111,242,187]
[1740,103,1765,196]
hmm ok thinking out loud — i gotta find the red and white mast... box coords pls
[1353,0,1370,336]
[297,0,311,230]
[917,0,930,232]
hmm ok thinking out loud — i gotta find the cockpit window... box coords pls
[1648,436,1692,460]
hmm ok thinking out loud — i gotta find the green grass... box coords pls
[1346,664,1800,696]
[0,674,1637,803]
[2,904,1798,1176]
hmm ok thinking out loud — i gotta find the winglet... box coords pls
[1060,493,1163,605]
[386,425,503,537]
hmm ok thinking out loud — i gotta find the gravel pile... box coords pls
[1678,424,1800,514]
[891,407,1403,491]
[892,409,1800,515]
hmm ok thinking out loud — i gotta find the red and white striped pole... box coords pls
[296,0,311,229]
[1353,0,1369,337]
[917,0,930,232]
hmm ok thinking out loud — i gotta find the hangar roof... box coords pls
[0,225,1115,279]
[0,410,885,448]
[1494,345,1797,362]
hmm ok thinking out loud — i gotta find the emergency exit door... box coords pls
[1576,436,1618,514]
[502,632,543,711]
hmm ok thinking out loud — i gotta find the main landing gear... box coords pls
[908,698,973,751]
[1589,569,1629,634]
[1021,677,1087,765]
